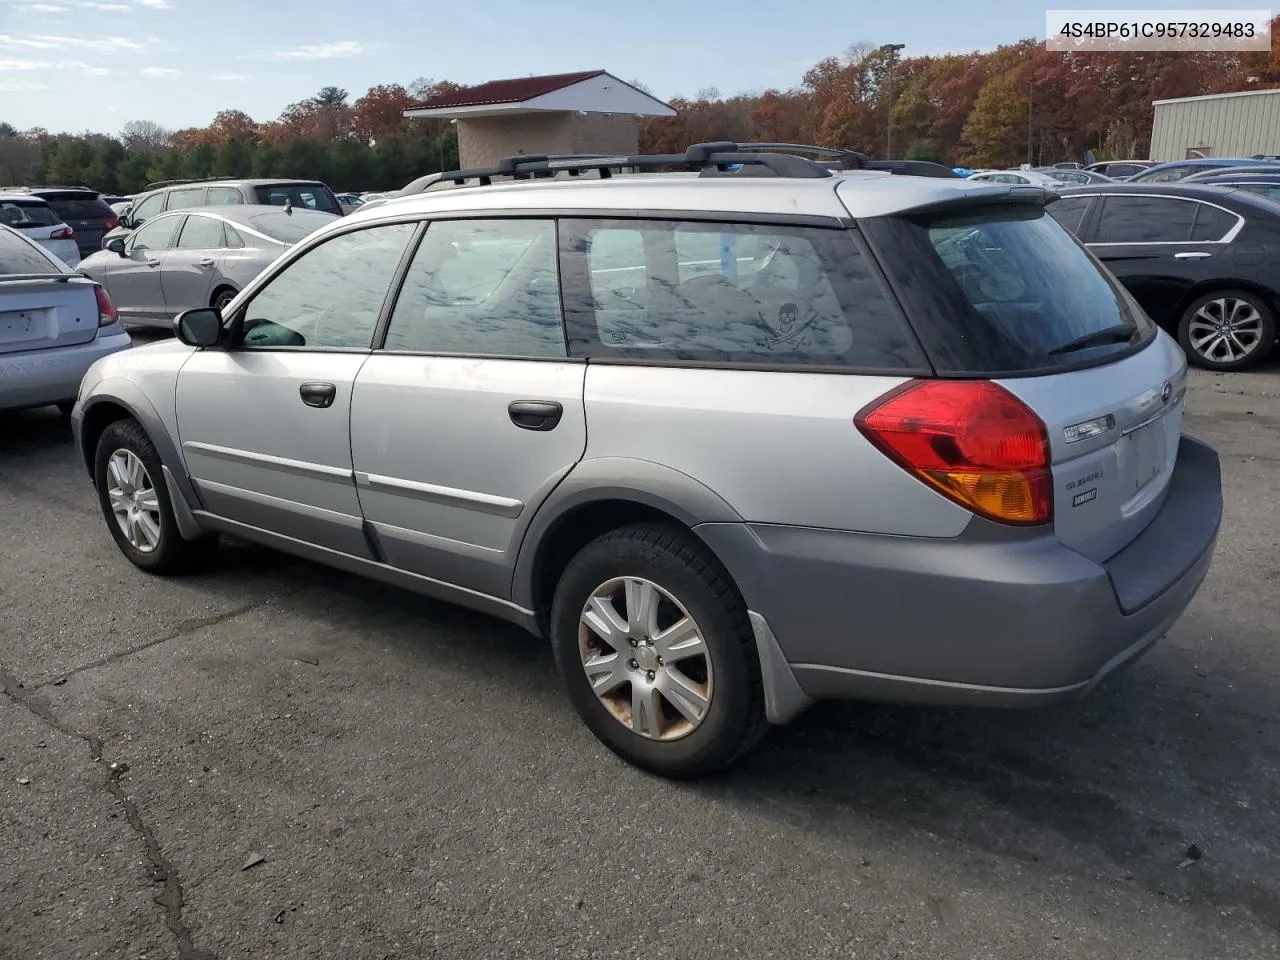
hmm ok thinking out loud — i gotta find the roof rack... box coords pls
[142,176,239,191]
[0,184,98,193]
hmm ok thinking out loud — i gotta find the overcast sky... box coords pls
[0,0,1261,135]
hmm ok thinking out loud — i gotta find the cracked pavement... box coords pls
[1,359,1278,959]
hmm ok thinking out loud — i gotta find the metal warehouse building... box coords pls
[1150,88,1280,161]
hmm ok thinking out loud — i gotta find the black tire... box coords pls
[212,287,237,312]
[549,523,767,778]
[1177,288,1277,371]
[94,419,218,575]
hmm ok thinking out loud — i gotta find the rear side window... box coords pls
[167,188,207,210]
[0,228,59,274]
[1236,182,1280,202]
[0,200,60,228]
[559,219,922,370]
[207,186,244,205]
[385,218,564,358]
[862,206,1154,375]
[1190,203,1239,240]
[177,215,225,249]
[1095,196,1196,242]
[254,184,341,215]
[1047,196,1091,235]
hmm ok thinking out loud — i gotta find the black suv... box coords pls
[0,187,119,258]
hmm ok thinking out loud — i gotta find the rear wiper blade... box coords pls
[1048,324,1139,357]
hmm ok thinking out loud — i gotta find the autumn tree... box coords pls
[352,84,414,141]
[961,69,1031,167]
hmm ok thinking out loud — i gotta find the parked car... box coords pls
[1032,167,1114,186]
[0,187,120,258]
[103,178,343,247]
[1086,160,1156,179]
[967,169,1065,189]
[1178,171,1280,203]
[1051,183,1280,370]
[0,223,129,413]
[1180,164,1280,183]
[78,204,338,328]
[1128,158,1276,183]
[0,194,81,266]
[71,144,1221,777]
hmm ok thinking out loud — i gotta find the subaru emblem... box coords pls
[1161,381,1173,405]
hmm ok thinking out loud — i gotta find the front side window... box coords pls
[177,215,225,249]
[129,216,182,252]
[560,219,920,369]
[130,193,164,225]
[1095,196,1197,242]
[384,218,564,357]
[235,222,415,350]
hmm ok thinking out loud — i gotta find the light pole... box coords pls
[879,43,906,159]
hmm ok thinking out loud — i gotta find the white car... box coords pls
[966,170,1066,191]
[0,195,81,266]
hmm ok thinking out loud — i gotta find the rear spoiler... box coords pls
[882,184,1060,219]
[1,272,76,283]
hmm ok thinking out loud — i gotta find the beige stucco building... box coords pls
[1150,88,1280,161]
[403,70,676,169]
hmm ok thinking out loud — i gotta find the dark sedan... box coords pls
[1050,183,1280,370]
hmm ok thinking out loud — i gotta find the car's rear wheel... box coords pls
[212,287,237,312]
[1177,289,1276,371]
[93,419,217,574]
[550,523,766,778]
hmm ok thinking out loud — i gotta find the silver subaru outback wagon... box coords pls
[71,145,1222,778]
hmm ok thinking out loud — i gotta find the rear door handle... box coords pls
[508,400,563,431]
[198,258,216,267]
[1174,251,1212,260]
[299,382,337,409]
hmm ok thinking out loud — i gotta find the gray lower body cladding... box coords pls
[696,437,1222,708]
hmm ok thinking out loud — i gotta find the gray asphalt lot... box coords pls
[1,342,1278,960]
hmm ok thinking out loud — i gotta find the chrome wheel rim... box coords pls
[1188,297,1264,364]
[578,577,713,742]
[106,449,162,553]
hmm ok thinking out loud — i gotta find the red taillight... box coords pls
[52,227,75,240]
[103,215,119,232]
[854,379,1053,525]
[94,284,118,327]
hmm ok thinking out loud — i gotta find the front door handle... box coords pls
[508,400,563,431]
[1174,251,1212,260]
[299,381,337,409]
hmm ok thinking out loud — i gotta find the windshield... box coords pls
[253,183,342,215]
[0,200,60,228]
[864,205,1155,375]
[247,210,336,244]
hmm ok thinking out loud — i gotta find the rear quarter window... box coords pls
[559,219,924,370]
[861,206,1155,376]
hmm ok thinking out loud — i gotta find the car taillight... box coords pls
[94,284,119,327]
[103,215,119,232]
[52,227,75,240]
[854,380,1053,526]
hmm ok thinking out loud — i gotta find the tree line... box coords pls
[3,27,1280,196]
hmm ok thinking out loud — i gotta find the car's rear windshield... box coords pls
[253,183,342,215]
[0,200,60,228]
[42,195,113,219]
[0,229,60,275]
[246,210,336,244]
[863,205,1155,375]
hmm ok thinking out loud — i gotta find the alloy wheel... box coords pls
[105,449,162,553]
[1187,296,1265,364]
[578,577,714,741]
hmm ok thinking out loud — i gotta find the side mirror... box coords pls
[119,213,133,229]
[174,308,224,348]
[107,238,127,257]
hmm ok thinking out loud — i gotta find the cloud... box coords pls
[67,59,111,75]
[24,4,68,12]
[210,72,252,81]
[141,66,179,77]
[78,2,131,9]
[135,0,172,6]
[0,79,51,91]
[265,40,365,61]
[0,33,144,53]
[0,58,50,70]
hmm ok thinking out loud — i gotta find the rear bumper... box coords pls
[696,436,1222,715]
[0,330,131,412]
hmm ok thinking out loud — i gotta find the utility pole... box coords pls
[879,43,906,159]
[1027,82,1034,166]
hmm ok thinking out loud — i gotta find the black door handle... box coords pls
[508,400,563,431]
[299,382,337,409]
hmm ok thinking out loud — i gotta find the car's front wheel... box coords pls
[1178,289,1277,371]
[550,523,766,778]
[94,419,218,574]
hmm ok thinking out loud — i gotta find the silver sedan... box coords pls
[77,204,338,329]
